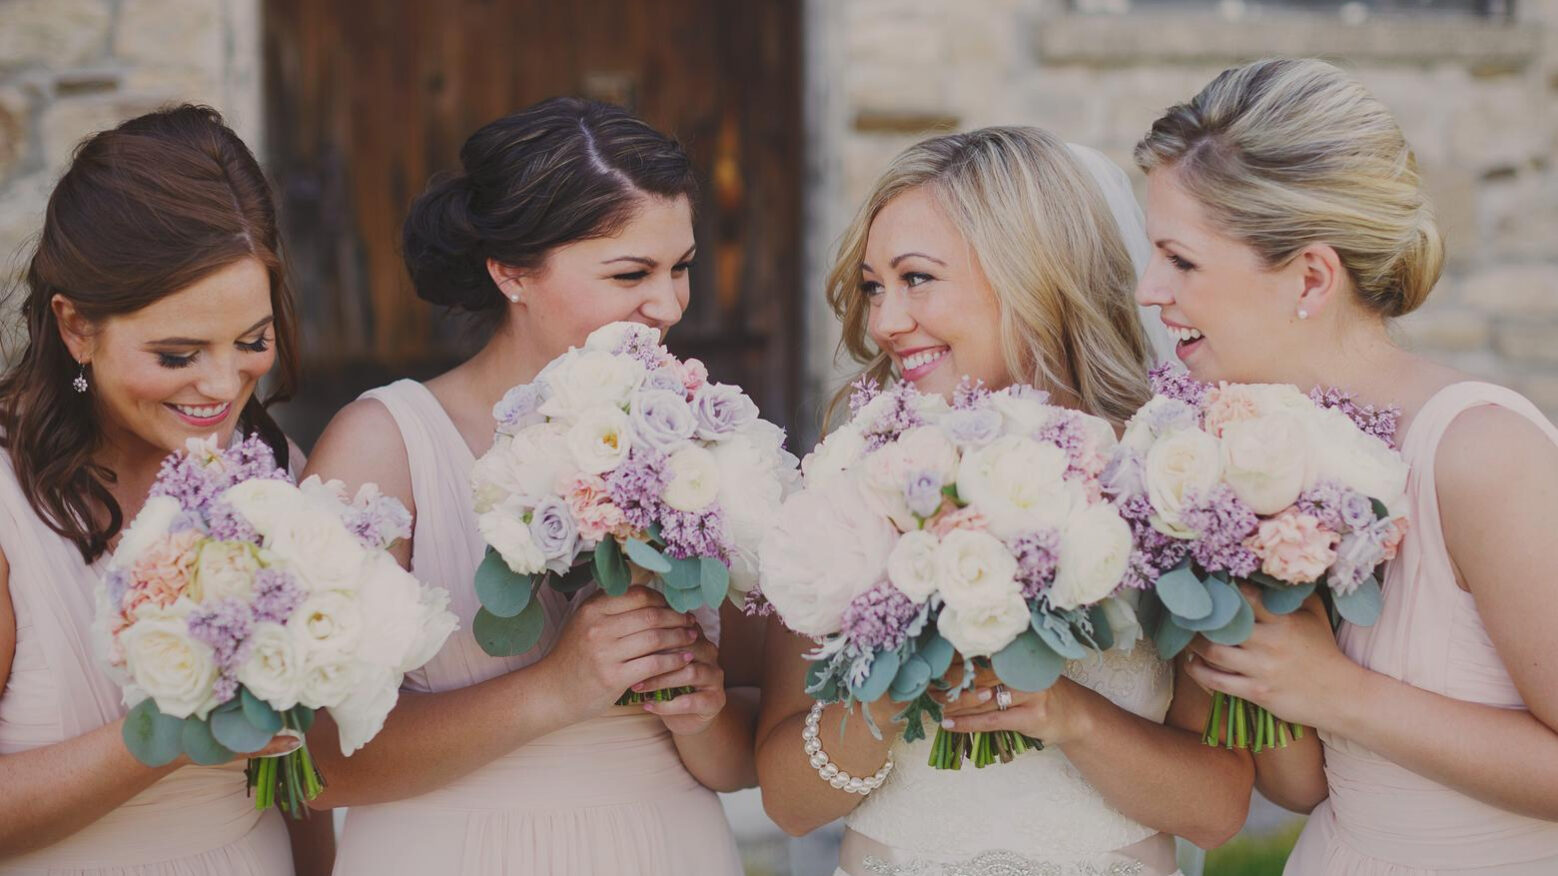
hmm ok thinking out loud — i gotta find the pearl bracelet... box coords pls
[801,701,893,796]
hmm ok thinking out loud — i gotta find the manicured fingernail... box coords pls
[643,703,654,712]
[632,683,644,692]
[977,690,992,702]
[941,719,955,729]
[682,651,695,661]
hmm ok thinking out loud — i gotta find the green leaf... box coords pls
[474,549,534,618]
[1156,562,1215,620]
[918,632,954,676]
[288,706,316,733]
[664,555,703,590]
[1153,614,1196,660]
[623,538,672,574]
[662,581,706,613]
[1259,578,1317,615]
[1249,570,1288,590]
[211,705,275,753]
[1178,574,1245,631]
[854,649,901,702]
[1083,604,1115,652]
[473,599,547,656]
[240,687,283,734]
[804,661,839,701]
[699,557,730,607]
[554,560,595,594]
[889,655,933,702]
[594,539,631,596]
[1202,591,1256,645]
[180,716,236,765]
[1032,612,1088,659]
[1333,574,1383,626]
[1369,498,1390,520]
[990,630,1066,692]
[122,698,184,767]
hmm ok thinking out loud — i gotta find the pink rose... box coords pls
[1245,511,1339,584]
[564,473,627,543]
[682,358,708,395]
[125,529,201,615]
[929,506,987,538]
[1202,385,1263,437]
[1381,517,1408,562]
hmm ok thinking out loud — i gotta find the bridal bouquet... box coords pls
[1110,366,1408,750]
[95,435,457,815]
[469,321,798,703]
[758,379,1140,769]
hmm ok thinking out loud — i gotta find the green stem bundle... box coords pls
[245,714,325,818]
[1202,692,1305,752]
[615,685,696,706]
[927,727,1044,769]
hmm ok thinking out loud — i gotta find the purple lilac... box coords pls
[1036,413,1089,479]
[342,493,413,550]
[1149,363,1208,408]
[1310,387,1401,448]
[1180,486,1260,577]
[251,569,305,624]
[951,378,991,410]
[187,598,254,704]
[1296,481,1375,535]
[1328,520,1392,596]
[493,383,544,428]
[862,385,926,451]
[615,331,673,371]
[1010,529,1060,599]
[741,579,776,617]
[848,377,881,417]
[1118,494,1191,589]
[149,433,288,513]
[606,449,671,531]
[840,582,920,652]
[902,470,945,518]
[659,506,729,560]
[205,501,259,543]
[106,569,129,611]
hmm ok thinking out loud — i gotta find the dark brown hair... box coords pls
[402,97,697,316]
[0,104,299,561]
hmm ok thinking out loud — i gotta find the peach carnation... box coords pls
[1245,510,1338,584]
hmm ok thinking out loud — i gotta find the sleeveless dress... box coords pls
[836,627,1182,876]
[331,380,741,876]
[0,451,292,874]
[1285,382,1558,875]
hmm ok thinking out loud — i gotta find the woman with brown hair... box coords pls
[0,106,327,873]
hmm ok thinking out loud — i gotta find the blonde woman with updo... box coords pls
[1135,58,1558,874]
[755,127,1251,876]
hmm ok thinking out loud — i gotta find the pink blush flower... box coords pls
[682,358,708,395]
[127,529,202,612]
[1202,385,1263,437]
[930,506,987,538]
[1245,511,1339,584]
[1381,517,1408,562]
[565,474,626,542]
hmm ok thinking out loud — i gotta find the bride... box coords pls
[754,127,1249,875]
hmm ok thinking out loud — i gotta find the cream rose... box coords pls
[938,592,1032,658]
[1121,396,1201,455]
[863,426,959,529]
[329,665,399,754]
[1050,502,1133,610]
[1144,427,1222,538]
[478,507,547,575]
[236,622,303,710]
[296,650,361,710]
[955,435,1071,539]
[193,540,261,602]
[663,445,721,511]
[1307,409,1409,512]
[111,495,183,569]
[220,479,300,539]
[120,611,220,719]
[1203,383,1315,436]
[565,407,633,475]
[801,426,867,489]
[265,509,368,593]
[934,528,1021,613]
[481,422,577,506]
[538,350,645,421]
[887,530,940,603]
[291,591,364,657]
[712,434,791,594]
[1220,410,1314,515]
[990,390,1052,436]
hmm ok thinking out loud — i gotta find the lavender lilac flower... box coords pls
[1149,363,1208,407]
[659,505,729,560]
[1310,387,1401,448]
[1119,494,1191,589]
[1010,529,1060,599]
[862,385,926,451]
[839,582,920,652]
[251,569,305,625]
[1180,486,1260,578]
[187,597,254,702]
[606,449,671,532]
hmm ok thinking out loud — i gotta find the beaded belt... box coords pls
[837,828,1180,876]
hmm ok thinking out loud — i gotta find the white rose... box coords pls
[296,650,362,710]
[566,407,633,475]
[584,320,659,353]
[758,473,896,637]
[478,507,547,575]
[265,509,369,593]
[1121,396,1200,455]
[1220,411,1313,515]
[663,445,721,512]
[194,540,261,602]
[110,496,183,569]
[934,528,1021,613]
[120,611,220,719]
[862,426,959,529]
[990,390,1053,436]
[403,586,458,673]
[801,426,867,489]
[538,350,645,421]
[236,622,303,711]
[291,591,364,657]
[1143,426,1222,538]
[350,551,429,669]
[1240,383,1316,416]
[712,435,791,594]
[955,435,1071,539]
[295,475,348,513]
[1307,409,1409,512]
[329,665,400,754]
[887,530,940,603]
[938,592,1032,658]
[1050,502,1133,610]
[220,479,302,539]
[474,423,577,510]
[1098,591,1144,652]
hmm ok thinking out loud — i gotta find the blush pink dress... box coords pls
[0,451,292,874]
[1286,382,1558,874]
[330,380,740,876]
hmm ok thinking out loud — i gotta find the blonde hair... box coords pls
[1134,58,1443,318]
[825,127,1152,429]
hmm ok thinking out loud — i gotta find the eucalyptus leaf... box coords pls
[1178,574,1245,631]
[1156,562,1214,620]
[624,538,672,574]
[991,630,1065,692]
[554,561,595,594]
[663,555,703,590]
[1153,614,1196,660]
[804,661,839,701]
[288,706,316,733]
[918,633,954,677]
[889,655,933,702]
[1249,570,1288,590]
[474,550,534,618]
[473,599,547,657]
[1259,578,1317,615]
[211,706,274,753]
[699,557,730,607]
[854,649,900,703]
[1369,498,1390,520]
[594,539,631,596]
[1202,591,1256,645]
[180,717,235,766]
[662,580,706,613]
[1032,612,1088,659]
[122,698,183,767]
[1333,574,1383,626]
[1083,603,1115,652]
[240,687,283,735]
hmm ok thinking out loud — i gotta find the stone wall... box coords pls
[800,0,1558,435]
[0,0,261,353]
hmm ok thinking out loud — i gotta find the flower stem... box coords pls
[616,685,695,706]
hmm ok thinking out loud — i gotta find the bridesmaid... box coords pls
[0,106,329,873]
[304,98,751,875]
[1135,58,1558,873]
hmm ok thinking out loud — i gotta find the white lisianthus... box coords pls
[938,592,1031,658]
[538,350,645,421]
[193,540,260,602]
[236,622,303,711]
[711,434,792,594]
[801,426,867,489]
[220,479,301,539]
[584,320,659,353]
[1144,427,1222,538]
[1050,502,1133,610]
[758,473,896,637]
[329,666,400,755]
[934,528,1021,613]
[265,509,368,593]
[565,407,633,475]
[296,650,361,709]
[291,591,364,657]
[119,609,220,719]
[887,530,940,603]
[110,495,182,569]
[478,508,547,575]
[663,445,721,511]
[1307,408,1409,513]
[955,435,1071,539]
[1220,411,1314,515]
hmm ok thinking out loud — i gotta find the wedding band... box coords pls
[994,685,1012,711]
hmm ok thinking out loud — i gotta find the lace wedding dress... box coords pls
[835,641,1184,876]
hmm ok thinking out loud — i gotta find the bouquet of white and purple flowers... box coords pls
[469,321,798,703]
[1109,366,1409,751]
[95,435,457,815]
[758,379,1142,769]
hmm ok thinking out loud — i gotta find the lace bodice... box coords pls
[846,641,1174,861]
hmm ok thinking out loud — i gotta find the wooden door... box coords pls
[263,0,803,447]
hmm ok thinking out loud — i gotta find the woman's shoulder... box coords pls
[303,394,414,511]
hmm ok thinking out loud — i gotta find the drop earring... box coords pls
[72,361,89,393]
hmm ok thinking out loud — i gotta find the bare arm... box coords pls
[283,809,336,876]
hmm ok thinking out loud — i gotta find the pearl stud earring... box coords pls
[1297,309,1309,320]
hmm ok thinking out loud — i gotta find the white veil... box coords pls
[1065,143,1176,366]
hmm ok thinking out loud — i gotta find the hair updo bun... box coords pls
[402,172,492,310]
